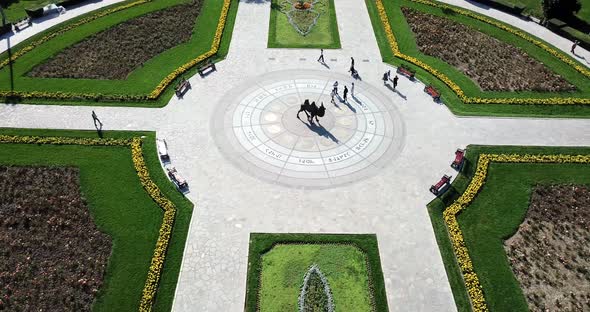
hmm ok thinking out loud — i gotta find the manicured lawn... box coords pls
[268,0,341,48]
[260,244,372,311]
[496,0,543,19]
[0,0,238,107]
[427,145,590,312]
[245,233,388,312]
[0,128,194,312]
[1,0,57,23]
[364,0,590,118]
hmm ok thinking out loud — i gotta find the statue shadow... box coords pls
[299,119,339,144]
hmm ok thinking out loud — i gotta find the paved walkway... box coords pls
[0,1,589,312]
[0,0,126,54]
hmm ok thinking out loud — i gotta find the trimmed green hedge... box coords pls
[0,0,239,107]
[365,0,590,118]
[0,128,194,311]
[427,145,590,312]
[245,233,389,312]
[267,0,341,49]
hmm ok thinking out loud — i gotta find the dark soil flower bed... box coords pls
[0,166,112,311]
[504,185,590,311]
[28,1,203,80]
[401,8,576,92]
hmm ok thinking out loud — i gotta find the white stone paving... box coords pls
[0,0,589,311]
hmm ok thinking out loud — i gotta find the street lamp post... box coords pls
[0,5,15,93]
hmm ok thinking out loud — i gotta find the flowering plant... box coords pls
[0,134,179,311]
[441,153,590,311]
[0,0,232,103]
[375,0,590,106]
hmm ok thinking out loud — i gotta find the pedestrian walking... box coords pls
[332,81,339,96]
[91,110,103,128]
[349,57,355,73]
[387,70,391,80]
[351,82,355,96]
[318,49,325,63]
[343,86,348,102]
[571,40,579,53]
[393,75,399,89]
[382,72,388,85]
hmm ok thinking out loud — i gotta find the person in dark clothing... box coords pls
[318,49,325,63]
[393,75,399,89]
[343,86,348,102]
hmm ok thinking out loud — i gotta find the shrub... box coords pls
[543,0,581,19]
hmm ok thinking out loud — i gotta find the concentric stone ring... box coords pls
[212,69,405,188]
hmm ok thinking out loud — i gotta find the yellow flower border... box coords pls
[0,134,179,312]
[375,0,590,105]
[442,153,590,312]
[0,0,232,102]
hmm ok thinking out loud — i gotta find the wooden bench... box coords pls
[424,85,441,102]
[157,139,170,161]
[396,65,415,80]
[451,149,465,171]
[175,78,191,98]
[430,174,452,196]
[198,60,216,77]
[14,18,32,32]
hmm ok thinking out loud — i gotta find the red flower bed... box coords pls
[0,167,112,311]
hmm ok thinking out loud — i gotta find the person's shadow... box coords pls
[93,118,103,138]
[385,84,407,100]
[342,99,356,113]
[300,119,339,144]
[573,51,587,61]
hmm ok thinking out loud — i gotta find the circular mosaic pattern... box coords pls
[212,70,405,188]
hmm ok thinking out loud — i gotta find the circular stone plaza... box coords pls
[0,0,589,312]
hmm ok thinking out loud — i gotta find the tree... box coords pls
[543,0,581,19]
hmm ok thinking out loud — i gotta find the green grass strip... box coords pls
[0,0,235,106]
[428,145,590,312]
[0,128,194,311]
[267,0,341,49]
[365,0,590,117]
[244,233,389,312]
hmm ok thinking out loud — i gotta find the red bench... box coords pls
[430,174,452,196]
[424,85,440,101]
[396,65,415,80]
[451,149,465,171]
